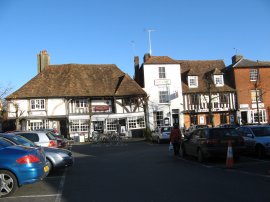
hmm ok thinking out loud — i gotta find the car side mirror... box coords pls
[246,133,254,138]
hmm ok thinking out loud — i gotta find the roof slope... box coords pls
[144,56,179,64]
[7,64,146,99]
[178,60,235,93]
[233,59,270,68]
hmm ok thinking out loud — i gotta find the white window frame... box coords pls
[250,69,258,81]
[159,90,169,103]
[251,90,262,103]
[70,119,89,132]
[159,67,166,78]
[30,99,45,110]
[188,76,198,88]
[251,109,266,123]
[106,119,117,131]
[28,119,49,130]
[214,75,224,86]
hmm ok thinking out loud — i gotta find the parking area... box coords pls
[1,141,270,201]
[178,154,270,177]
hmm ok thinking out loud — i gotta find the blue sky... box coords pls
[1,0,270,92]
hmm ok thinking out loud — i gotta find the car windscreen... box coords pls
[46,132,57,140]
[209,128,240,138]
[250,127,270,137]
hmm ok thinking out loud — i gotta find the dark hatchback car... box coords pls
[180,127,246,162]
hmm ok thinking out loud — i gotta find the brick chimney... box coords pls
[134,56,139,78]
[232,55,243,64]
[37,50,50,73]
[143,53,151,62]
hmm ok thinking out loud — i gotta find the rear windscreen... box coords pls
[209,128,239,138]
[161,127,172,132]
[46,132,57,140]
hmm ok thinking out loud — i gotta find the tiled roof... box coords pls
[144,56,179,64]
[233,59,270,68]
[6,64,146,99]
[178,60,235,93]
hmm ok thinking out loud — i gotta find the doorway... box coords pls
[241,111,248,124]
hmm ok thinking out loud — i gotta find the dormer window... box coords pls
[213,75,224,87]
[188,76,198,88]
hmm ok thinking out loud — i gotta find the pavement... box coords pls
[69,137,146,145]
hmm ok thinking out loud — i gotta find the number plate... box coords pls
[44,165,49,173]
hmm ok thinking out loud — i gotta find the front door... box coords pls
[241,111,248,124]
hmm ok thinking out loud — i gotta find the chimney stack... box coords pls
[143,53,151,62]
[37,50,50,73]
[232,55,243,64]
[134,56,139,79]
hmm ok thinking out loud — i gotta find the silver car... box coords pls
[236,125,270,158]
[151,126,172,143]
[13,131,58,148]
[0,133,73,172]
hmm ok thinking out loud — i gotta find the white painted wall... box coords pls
[143,64,184,130]
[8,99,28,118]
[47,99,66,116]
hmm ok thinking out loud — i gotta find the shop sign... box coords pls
[93,105,110,112]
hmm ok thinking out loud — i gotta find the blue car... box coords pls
[0,137,49,197]
[1,133,74,172]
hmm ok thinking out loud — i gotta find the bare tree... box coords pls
[0,85,12,116]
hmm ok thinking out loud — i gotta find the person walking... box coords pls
[170,124,182,156]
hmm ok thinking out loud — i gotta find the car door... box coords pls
[185,130,200,156]
[240,127,256,152]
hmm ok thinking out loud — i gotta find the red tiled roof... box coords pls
[144,56,179,64]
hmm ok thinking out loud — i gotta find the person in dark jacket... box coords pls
[170,124,182,156]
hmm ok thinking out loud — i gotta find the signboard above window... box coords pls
[154,79,171,86]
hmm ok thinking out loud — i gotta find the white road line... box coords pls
[54,168,67,202]
[0,194,60,200]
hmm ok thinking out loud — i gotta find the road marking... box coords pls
[0,194,60,200]
[54,168,67,202]
[226,169,270,178]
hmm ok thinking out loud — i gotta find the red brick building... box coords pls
[230,55,270,124]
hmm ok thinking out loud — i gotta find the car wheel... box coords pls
[197,149,204,163]
[0,170,18,197]
[256,145,265,158]
[47,159,53,173]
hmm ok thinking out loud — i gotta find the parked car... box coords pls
[0,137,49,197]
[187,124,208,134]
[180,127,245,162]
[151,126,172,143]
[0,133,74,172]
[236,125,270,158]
[12,131,58,148]
[35,129,69,148]
[216,124,239,128]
